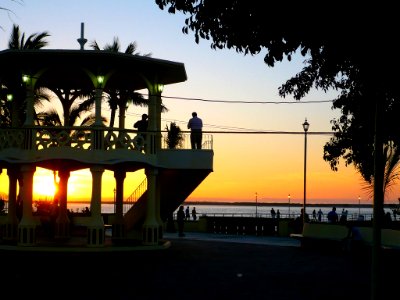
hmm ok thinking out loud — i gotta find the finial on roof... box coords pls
[77,22,88,50]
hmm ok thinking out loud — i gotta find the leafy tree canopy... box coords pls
[155,1,400,183]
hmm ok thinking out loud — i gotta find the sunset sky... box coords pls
[1,1,398,205]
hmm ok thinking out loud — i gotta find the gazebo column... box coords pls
[94,79,104,126]
[112,170,126,239]
[146,83,163,154]
[3,168,19,241]
[55,170,70,239]
[23,74,36,126]
[142,167,161,245]
[18,164,36,246]
[87,166,105,247]
[93,81,105,150]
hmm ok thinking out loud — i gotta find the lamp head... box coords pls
[302,118,310,132]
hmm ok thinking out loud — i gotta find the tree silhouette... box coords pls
[8,23,49,49]
[165,122,183,149]
[1,24,50,127]
[154,3,397,297]
[90,37,152,129]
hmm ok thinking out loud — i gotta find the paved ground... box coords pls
[0,232,398,299]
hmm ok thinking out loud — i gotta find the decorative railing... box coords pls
[0,127,213,152]
[161,132,213,150]
[0,128,25,149]
[123,177,147,214]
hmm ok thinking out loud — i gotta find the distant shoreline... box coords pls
[183,201,399,208]
[29,199,398,209]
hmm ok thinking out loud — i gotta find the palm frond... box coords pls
[25,31,50,49]
[89,40,101,50]
[360,142,400,202]
[104,37,120,52]
[8,24,20,49]
[36,108,62,126]
[125,41,138,54]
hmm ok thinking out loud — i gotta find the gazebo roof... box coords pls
[0,49,187,90]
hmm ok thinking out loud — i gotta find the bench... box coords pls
[351,227,400,251]
[290,222,351,251]
[382,229,400,249]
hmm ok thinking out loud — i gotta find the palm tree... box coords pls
[89,37,157,129]
[2,24,50,209]
[37,89,97,127]
[362,141,400,201]
[8,24,49,49]
[35,88,108,145]
[3,24,50,127]
[90,37,152,57]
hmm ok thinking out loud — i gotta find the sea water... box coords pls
[66,202,398,222]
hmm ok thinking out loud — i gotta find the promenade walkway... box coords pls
[163,231,301,247]
[1,231,397,300]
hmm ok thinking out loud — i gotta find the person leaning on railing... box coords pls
[187,112,203,149]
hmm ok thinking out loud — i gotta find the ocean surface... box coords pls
[65,202,400,222]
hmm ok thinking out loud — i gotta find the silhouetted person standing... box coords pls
[134,113,148,150]
[187,112,203,149]
[192,207,197,221]
[327,206,338,223]
[177,206,185,237]
[317,208,323,222]
[185,206,190,220]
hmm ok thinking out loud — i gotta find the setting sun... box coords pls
[33,171,57,200]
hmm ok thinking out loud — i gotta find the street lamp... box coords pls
[358,195,361,216]
[302,118,310,224]
[255,192,258,217]
[288,194,291,218]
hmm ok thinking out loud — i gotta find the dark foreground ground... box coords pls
[0,236,398,300]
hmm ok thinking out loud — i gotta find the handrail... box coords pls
[173,212,375,222]
[161,132,213,150]
[0,127,213,151]
[123,177,147,214]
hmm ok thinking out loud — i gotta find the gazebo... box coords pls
[0,48,213,249]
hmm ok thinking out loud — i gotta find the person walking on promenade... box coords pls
[276,209,280,219]
[192,207,197,221]
[271,208,276,218]
[185,206,190,220]
[340,208,348,223]
[177,206,185,237]
[327,206,338,223]
[317,208,323,222]
[187,112,203,149]
[299,208,310,223]
[312,209,317,221]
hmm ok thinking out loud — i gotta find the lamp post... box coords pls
[302,118,310,224]
[288,194,291,218]
[255,192,258,218]
[358,195,361,216]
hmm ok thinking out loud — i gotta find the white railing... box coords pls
[0,127,213,151]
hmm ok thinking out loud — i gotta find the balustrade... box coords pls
[0,127,213,152]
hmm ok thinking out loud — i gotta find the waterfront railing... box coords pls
[176,212,375,222]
